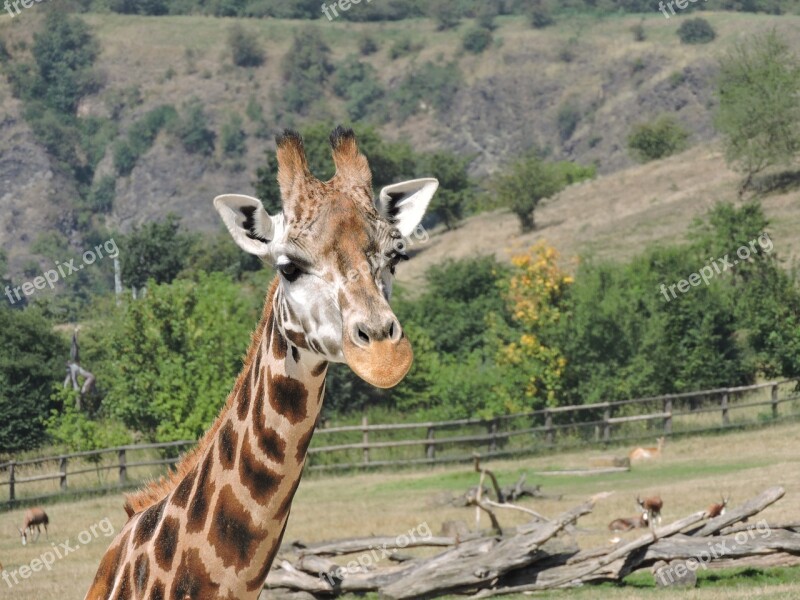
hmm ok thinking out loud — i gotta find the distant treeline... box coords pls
[72,0,798,19]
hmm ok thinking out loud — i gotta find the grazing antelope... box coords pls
[629,437,665,462]
[637,495,663,526]
[706,495,730,519]
[608,513,648,532]
[18,507,49,546]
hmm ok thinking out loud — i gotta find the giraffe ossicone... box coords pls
[85,126,438,600]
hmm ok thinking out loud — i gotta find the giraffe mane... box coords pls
[123,278,280,518]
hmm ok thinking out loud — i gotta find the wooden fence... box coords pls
[1,379,798,509]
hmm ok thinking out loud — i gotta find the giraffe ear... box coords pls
[214,194,277,257]
[376,178,439,237]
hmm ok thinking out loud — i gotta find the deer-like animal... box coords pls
[629,437,665,462]
[608,513,648,532]
[637,495,663,526]
[18,507,49,546]
[706,495,730,519]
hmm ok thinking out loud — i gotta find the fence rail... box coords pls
[1,379,798,509]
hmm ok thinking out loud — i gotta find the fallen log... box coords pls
[381,501,594,600]
[292,535,456,557]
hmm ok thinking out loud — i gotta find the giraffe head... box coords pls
[215,127,438,389]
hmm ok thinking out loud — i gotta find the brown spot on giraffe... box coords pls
[134,553,149,596]
[169,548,221,600]
[209,484,266,571]
[218,420,238,470]
[86,127,436,600]
[268,368,308,424]
[239,434,283,504]
[134,498,166,548]
[186,446,216,533]
[153,516,180,572]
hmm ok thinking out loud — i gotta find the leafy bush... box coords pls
[358,35,379,55]
[332,56,385,121]
[429,0,461,30]
[627,115,690,162]
[390,61,462,121]
[86,175,117,213]
[493,153,595,232]
[98,273,261,441]
[114,104,177,175]
[172,98,216,155]
[220,113,247,157]
[228,24,265,67]
[120,215,192,289]
[557,101,582,141]
[462,27,493,54]
[677,17,717,44]
[388,37,420,60]
[0,307,66,453]
[527,0,554,28]
[281,27,334,114]
[715,30,800,181]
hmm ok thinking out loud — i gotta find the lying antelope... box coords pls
[706,495,730,519]
[637,495,663,526]
[629,437,665,462]
[18,507,49,545]
[608,513,648,532]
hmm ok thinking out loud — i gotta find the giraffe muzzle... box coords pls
[343,330,414,389]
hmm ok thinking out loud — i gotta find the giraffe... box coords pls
[85,126,439,600]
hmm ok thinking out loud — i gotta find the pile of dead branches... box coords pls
[265,484,800,599]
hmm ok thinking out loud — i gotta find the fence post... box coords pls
[9,461,15,505]
[489,419,498,454]
[663,398,673,435]
[545,410,554,447]
[426,427,435,460]
[602,405,611,443]
[118,449,127,485]
[771,384,779,419]
[59,457,68,491]
[361,414,369,465]
[721,392,730,426]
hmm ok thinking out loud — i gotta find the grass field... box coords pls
[1,421,799,599]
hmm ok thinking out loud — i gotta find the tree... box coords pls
[172,98,216,156]
[627,115,690,163]
[228,24,265,67]
[494,153,593,233]
[120,215,191,290]
[0,307,66,453]
[220,113,247,158]
[281,27,334,115]
[677,17,717,44]
[417,151,475,230]
[462,27,493,54]
[715,30,800,186]
[98,273,261,441]
[31,11,99,113]
[491,243,571,411]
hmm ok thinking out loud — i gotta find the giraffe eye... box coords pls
[278,262,301,282]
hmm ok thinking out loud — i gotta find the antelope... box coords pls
[706,495,730,519]
[608,513,648,532]
[629,437,665,462]
[18,507,49,545]
[637,495,663,526]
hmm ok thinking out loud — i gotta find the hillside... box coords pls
[0,10,799,276]
[396,143,800,288]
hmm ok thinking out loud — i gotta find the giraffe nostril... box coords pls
[388,321,395,339]
[357,327,370,345]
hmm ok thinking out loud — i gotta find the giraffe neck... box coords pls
[86,279,329,600]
